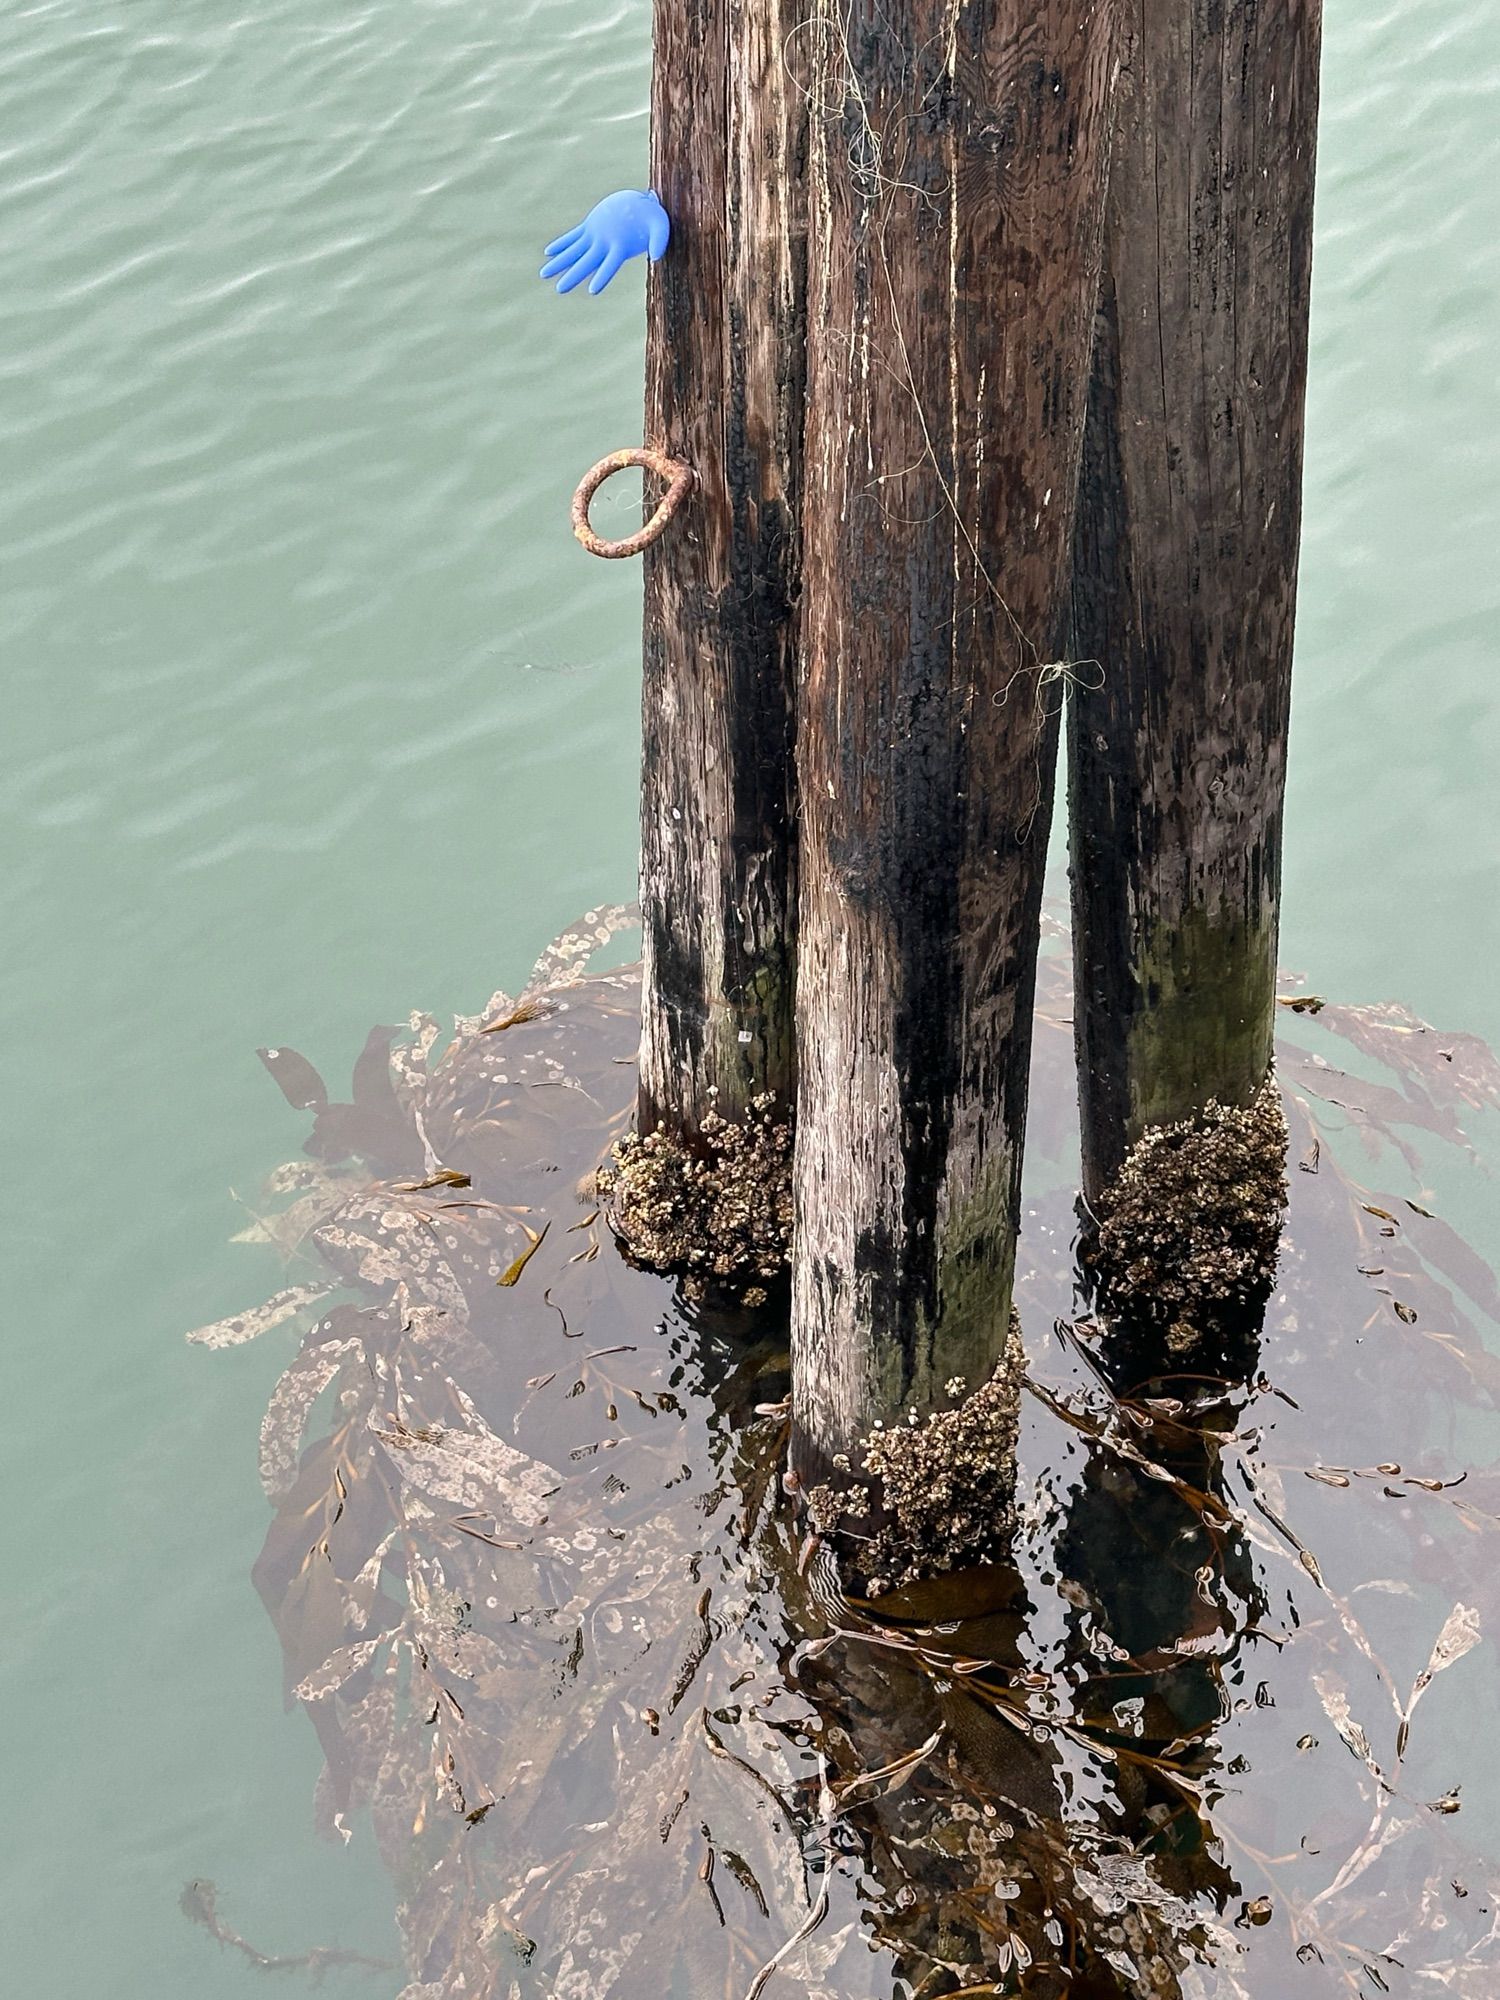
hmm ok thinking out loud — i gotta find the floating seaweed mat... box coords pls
[189,912,1500,2000]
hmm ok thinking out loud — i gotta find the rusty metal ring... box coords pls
[571,448,695,560]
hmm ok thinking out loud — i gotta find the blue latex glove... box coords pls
[540,190,671,296]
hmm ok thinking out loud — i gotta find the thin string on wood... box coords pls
[994,655,1108,716]
[793,3,1042,676]
[782,11,941,209]
[571,448,695,561]
[794,4,1114,851]
[999,661,1108,844]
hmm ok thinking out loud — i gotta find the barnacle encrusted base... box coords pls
[594,1095,792,1303]
[809,1315,1025,1599]
[1091,1073,1289,1357]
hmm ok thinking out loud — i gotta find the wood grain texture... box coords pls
[1068,0,1323,1195]
[792,0,1119,1477]
[640,0,808,1136]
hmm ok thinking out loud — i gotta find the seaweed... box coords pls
[189,917,1500,1998]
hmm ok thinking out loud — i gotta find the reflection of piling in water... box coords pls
[1052,1407,1269,1914]
[785,1555,1239,1999]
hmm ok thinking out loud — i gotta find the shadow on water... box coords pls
[189,914,1500,1998]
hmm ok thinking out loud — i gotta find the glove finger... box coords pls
[555,241,608,294]
[542,239,592,280]
[587,245,630,295]
[543,224,587,259]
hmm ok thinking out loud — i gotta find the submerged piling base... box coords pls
[807,1316,1025,1601]
[595,1095,793,1303]
[1084,1072,1290,1376]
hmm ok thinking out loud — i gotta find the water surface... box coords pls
[2,2,1497,1993]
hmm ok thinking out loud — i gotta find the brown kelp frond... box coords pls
[1280,990,1500,1172]
[189,930,1500,1998]
[178,1878,393,1977]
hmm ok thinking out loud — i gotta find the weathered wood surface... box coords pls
[792,0,1120,1479]
[1069,0,1323,1195]
[639,0,808,1137]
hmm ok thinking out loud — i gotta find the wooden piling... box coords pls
[638,0,808,1140]
[791,0,1119,1482]
[1068,0,1323,1199]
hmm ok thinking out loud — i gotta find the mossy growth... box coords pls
[594,1094,792,1303]
[1090,1071,1289,1360]
[808,1315,1024,1599]
[1125,906,1279,1141]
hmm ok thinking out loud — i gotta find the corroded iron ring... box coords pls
[571,448,695,560]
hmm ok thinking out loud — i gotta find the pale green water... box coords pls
[1,2,1496,1994]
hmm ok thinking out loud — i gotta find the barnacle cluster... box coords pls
[810,1316,1025,1597]
[595,1094,793,1302]
[1091,1073,1289,1357]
